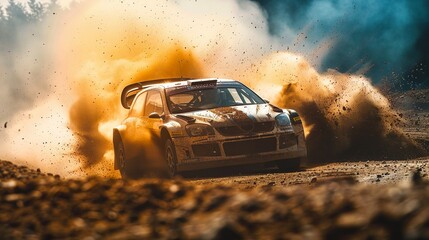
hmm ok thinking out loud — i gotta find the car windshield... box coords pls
[166,84,266,114]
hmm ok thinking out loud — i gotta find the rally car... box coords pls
[113,78,307,178]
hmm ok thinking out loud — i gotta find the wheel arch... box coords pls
[160,127,171,144]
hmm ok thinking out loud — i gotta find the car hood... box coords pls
[177,104,281,127]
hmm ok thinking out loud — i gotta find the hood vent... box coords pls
[176,115,196,123]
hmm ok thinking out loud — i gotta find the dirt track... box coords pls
[188,158,429,189]
[1,158,429,239]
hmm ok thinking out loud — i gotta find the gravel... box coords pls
[2,160,429,239]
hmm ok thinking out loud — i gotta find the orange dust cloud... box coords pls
[251,52,425,161]
[51,0,275,176]
[2,0,418,178]
[59,0,424,175]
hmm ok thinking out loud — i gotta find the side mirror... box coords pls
[149,112,162,119]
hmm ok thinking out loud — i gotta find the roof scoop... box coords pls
[187,79,217,88]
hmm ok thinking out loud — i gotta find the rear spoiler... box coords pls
[120,78,193,109]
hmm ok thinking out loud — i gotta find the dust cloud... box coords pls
[0,0,424,178]
[251,52,425,161]
[58,0,270,176]
[0,1,77,176]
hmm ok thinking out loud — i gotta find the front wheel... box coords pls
[277,158,301,172]
[164,139,178,177]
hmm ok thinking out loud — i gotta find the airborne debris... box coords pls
[4,122,7,128]
[412,168,424,185]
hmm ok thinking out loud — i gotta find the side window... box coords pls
[129,92,147,117]
[144,90,164,117]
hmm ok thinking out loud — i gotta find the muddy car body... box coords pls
[113,78,307,178]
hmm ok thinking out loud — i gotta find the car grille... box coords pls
[253,121,275,132]
[223,137,277,156]
[279,133,297,149]
[215,121,275,136]
[215,126,242,136]
[192,143,221,157]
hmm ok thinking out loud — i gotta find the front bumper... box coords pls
[173,130,307,172]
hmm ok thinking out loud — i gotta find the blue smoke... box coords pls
[252,0,429,89]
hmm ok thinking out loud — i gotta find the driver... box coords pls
[198,88,218,107]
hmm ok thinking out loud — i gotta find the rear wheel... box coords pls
[277,158,301,172]
[116,139,142,179]
[115,139,128,178]
[164,139,178,177]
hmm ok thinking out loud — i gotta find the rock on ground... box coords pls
[1,160,429,239]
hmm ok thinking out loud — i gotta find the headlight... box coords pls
[185,124,215,136]
[288,109,302,124]
[275,114,291,127]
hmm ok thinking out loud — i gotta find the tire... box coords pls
[115,138,141,179]
[277,158,301,172]
[164,139,178,177]
[114,138,128,178]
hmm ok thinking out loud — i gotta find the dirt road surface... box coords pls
[1,158,429,239]
[188,159,429,189]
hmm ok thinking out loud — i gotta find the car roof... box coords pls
[121,78,243,109]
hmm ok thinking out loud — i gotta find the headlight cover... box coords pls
[185,124,215,136]
[275,113,291,127]
[288,109,302,124]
